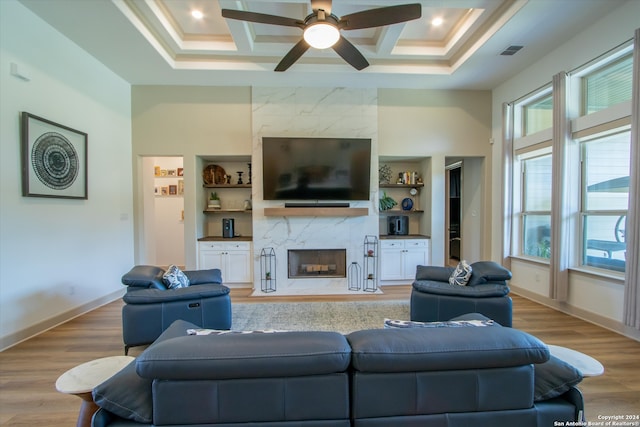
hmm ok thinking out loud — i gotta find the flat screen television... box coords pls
[262,137,371,201]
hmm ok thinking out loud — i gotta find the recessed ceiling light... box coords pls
[191,10,204,20]
[431,17,443,27]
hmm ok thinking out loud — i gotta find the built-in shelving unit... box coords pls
[198,156,253,239]
[378,157,430,237]
[263,207,368,217]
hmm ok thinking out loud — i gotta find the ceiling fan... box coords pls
[221,1,421,72]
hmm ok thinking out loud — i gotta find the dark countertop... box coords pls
[198,236,253,242]
[380,234,430,239]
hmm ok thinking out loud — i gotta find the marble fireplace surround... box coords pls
[251,87,379,296]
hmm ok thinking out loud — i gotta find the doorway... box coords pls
[140,156,185,267]
[446,163,462,266]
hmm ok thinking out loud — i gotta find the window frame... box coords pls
[517,149,553,261]
[577,129,630,274]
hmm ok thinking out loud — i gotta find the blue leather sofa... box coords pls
[92,315,584,427]
[411,261,514,326]
[120,265,232,354]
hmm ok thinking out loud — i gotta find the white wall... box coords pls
[378,89,493,265]
[131,86,252,269]
[0,1,133,349]
[132,87,493,274]
[491,0,640,340]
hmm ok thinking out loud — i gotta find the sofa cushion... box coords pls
[467,261,512,286]
[162,265,190,289]
[412,280,510,298]
[449,260,472,286]
[347,326,549,373]
[534,355,583,401]
[136,331,351,380]
[121,265,166,290]
[122,283,229,304]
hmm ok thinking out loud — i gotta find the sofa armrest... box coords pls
[121,265,166,290]
[183,268,223,285]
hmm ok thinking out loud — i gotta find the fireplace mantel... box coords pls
[263,207,368,217]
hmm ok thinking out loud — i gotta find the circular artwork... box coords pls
[401,197,414,211]
[31,132,79,190]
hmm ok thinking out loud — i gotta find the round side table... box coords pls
[548,344,604,377]
[56,355,134,427]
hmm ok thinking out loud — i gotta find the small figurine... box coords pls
[237,171,244,185]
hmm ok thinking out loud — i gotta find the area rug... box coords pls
[231,300,410,334]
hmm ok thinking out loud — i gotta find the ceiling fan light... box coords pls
[303,22,340,49]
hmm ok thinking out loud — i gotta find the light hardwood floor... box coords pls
[0,286,638,426]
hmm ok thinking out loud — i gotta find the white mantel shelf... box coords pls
[263,207,369,217]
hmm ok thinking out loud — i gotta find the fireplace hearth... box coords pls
[288,249,347,279]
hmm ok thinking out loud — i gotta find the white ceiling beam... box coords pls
[376,24,405,56]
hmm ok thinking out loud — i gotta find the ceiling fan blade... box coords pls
[332,36,369,70]
[222,9,304,29]
[339,3,421,30]
[310,0,332,15]
[275,39,310,72]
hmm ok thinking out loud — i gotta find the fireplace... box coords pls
[288,249,347,279]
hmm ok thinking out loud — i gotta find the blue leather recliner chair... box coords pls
[120,265,231,354]
[410,261,513,326]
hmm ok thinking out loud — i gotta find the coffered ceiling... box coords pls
[19,0,625,89]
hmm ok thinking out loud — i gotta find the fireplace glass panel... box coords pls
[288,249,347,279]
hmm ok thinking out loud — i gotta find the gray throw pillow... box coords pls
[449,260,472,286]
[92,360,152,423]
[534,355,583,401]
[162,265,190,289]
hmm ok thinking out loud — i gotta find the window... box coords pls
[523,94,553,136]
[520,152,552,259]
[581,131,630,272]
[582,54,633,115]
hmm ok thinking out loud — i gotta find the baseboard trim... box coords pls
[510,286,640,343]
[0,289,125,352]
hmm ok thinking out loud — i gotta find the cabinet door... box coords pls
[403,248,428,280]
[225,250,252,283]
[380,248,404,281]
[199,250,225,272]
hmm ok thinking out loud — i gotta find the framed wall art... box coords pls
[21,112,88,199]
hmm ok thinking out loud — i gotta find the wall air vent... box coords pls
[500,45,524,56]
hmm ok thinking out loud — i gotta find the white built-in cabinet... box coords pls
[380,238,430,281]
[198,240,253,284]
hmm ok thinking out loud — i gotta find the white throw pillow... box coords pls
[162,265,190,289]
[449,260,473,286]
[383,318,495,329]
